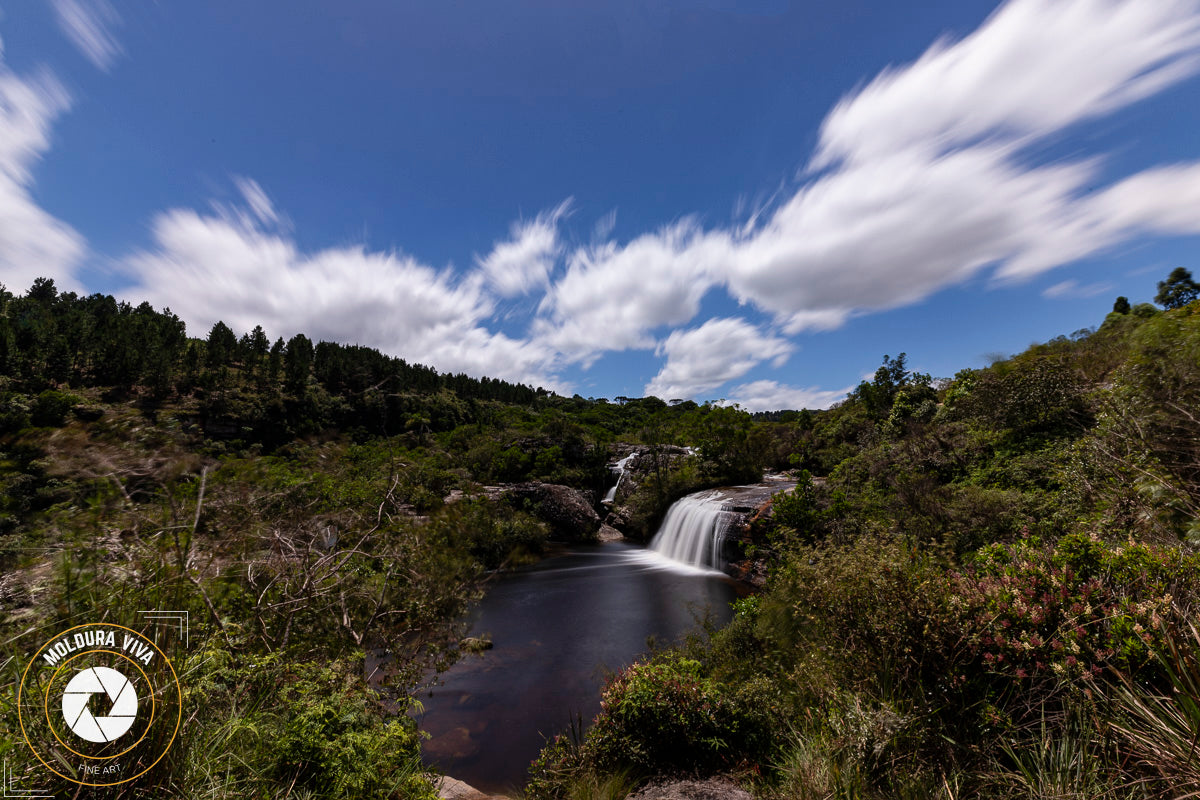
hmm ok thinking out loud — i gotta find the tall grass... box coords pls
[1108,618,1200,797]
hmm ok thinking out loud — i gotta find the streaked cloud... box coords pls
[0,62,85,294]
[542,0,1200,343]
[811,0,1200,170]
[51,0,124,72]
[477,200,570,297]
[125,203,565,392]
[1042,279,1114,299]
[532,222,730,364]
[723,380,852,413]
[49,0,1200,408]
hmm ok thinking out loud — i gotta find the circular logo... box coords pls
[62,666,139,743]
[17,624,182,788]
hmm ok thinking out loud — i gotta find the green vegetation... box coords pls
[530,280,1200,798]
[4,272,1200,797]
[0,278,792,798]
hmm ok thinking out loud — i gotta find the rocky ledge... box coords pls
[502,482,602,542]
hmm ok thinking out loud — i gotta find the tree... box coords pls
[284,333,314,393]
[206,321,238,369]
[1112,296,1131,315]
[1155,268,1200,310]
[268,337,284,384]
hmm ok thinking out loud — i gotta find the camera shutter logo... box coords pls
[61,666,139,743]
[17,623,182,788]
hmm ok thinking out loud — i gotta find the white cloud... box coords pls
[51,0,124,72]
[477,200,569,297]
[102,0,1200,405]
[644,317,792,400]
[233,176,283,229]
[532,221,733,364]
[1042,279,1114,299]
[528,0,1200,356]
[723,380,852,412]
[125,202,565,391]
[0,64,85,294]
[811,0,1200,170]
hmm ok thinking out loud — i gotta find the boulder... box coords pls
[435,776,509,800]
[504,482,602,542]
[603,506,633,536]
[626,778,752,800]
[597,523,624,542]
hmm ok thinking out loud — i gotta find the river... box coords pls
[412,542,737,793]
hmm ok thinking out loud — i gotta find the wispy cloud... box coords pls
[477,200,571,297]
[723,380,852,413]
[109,0,1200,408]
[51,0,124,72]
[0,59,85,294]
[1042,279,1114,299]
[529,0,1200,397]
[125,197,566,392]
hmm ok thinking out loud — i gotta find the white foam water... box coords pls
[601,453,637,504]
[648,490,737,570]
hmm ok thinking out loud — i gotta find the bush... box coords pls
[581,654,772,775]
[269,663,432,799]
[183,650,436,800]
[757,536,956,700]
[30,389,78,427]
[768,470,821,545]
[950,532,1200,693]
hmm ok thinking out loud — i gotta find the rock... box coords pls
[435,775,510,800]
[71,404,105,421]
[597,523,624,542]
[626,778,752,800]
[460,636,493,653]
[504,482,602,541]
[445,486,507,504]
[603,506,632,534]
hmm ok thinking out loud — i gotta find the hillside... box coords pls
[3,275,1200,798]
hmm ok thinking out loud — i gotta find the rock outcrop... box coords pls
[626,778,752,800]
[503,482,602,541]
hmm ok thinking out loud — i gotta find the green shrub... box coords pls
[757,536,956,700]
[0,391,30,433]
[185,651,436,800]
[581,654,772,775]
[769,470,821,545]
[30,389,78,427]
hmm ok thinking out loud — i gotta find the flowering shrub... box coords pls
[950,532,1199,689]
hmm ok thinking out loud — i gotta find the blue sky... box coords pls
[4,0,1200,409]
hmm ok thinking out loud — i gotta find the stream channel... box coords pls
[412,543,735,793]
[407,476,793,793]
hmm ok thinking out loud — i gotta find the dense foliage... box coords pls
[531,282,1200,799]
[5,273,1200,798]
[0,277,793,798]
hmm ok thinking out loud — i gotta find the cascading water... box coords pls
[648,490,737,570]
[602,453,637,504]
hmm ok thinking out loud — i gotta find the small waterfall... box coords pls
[649,490,737,569]
[602,453,637,504]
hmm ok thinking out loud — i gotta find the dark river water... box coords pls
[412,541,737,793]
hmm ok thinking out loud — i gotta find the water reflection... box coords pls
[413,542,736,793]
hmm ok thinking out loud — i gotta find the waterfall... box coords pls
[649,490,737,569]
[602,453,637,504]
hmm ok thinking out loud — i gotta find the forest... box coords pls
[3,270,1200,798]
